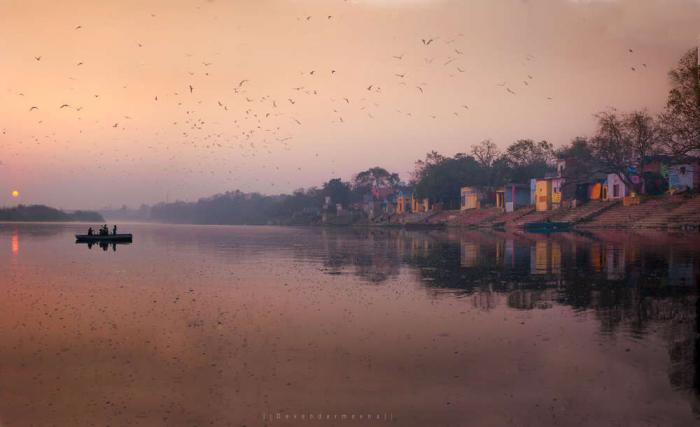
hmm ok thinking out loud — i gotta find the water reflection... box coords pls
[79,241,130,252]
[0,223,698,425]
[11,231,18,255]
[311,228,700,414]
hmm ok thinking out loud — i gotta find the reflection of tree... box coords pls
[397,229,700,410]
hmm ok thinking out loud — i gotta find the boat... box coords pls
[75,234,133,243]
[523,221,572,232]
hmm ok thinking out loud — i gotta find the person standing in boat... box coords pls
[87,227,94,236]
[113,225,117,235]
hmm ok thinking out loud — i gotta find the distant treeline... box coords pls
[149,191,325,225]
[0,205,104,222]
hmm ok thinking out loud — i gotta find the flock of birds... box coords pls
[5,8,651,197]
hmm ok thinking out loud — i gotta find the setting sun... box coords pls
[11,190,19,198]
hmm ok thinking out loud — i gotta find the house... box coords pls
[396,192,411,214]
[460,187,482,210]
[498,184,530,212]
[550,177,564,209]
[411,194,430,213]
[603,174,627,200]
[495,187,505,210]
[534,179,552,212]
[668,161,699,192]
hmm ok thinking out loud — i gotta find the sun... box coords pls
[11,190,19,198]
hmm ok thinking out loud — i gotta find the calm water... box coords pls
[0,223,699,426]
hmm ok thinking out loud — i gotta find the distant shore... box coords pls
[0,205,104,223]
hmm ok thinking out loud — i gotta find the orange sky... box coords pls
[1,0,698,209]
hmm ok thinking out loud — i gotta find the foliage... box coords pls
[658,47,700,157]
[0,205,104,222]
[322,178,352,208]
[590,110,659,193]
[413,152,485,208]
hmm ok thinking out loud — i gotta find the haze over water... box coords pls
[1,224,698,426]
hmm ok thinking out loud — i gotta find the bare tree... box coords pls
[658,47,700,157]
[470,139,501,168]
[591,110,659,194]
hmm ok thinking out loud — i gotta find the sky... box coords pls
[0,0,698,209]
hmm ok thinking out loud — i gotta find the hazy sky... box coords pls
[1,0,698,209]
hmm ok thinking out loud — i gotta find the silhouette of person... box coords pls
[113,225,117,235]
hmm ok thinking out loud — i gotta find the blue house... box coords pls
[500,184,531,212]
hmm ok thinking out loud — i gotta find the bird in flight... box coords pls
[393,53,404,60]
[506,88,516,94]
[29,106,39,111]
[59,104,70,109]
[238,79,248,88]
[416,86,423,94]
[34,56,42,61]
[422,38,434,45]
[189,85,194,93]
[74,25,82,30]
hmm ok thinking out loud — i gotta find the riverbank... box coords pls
[372,194,700,231]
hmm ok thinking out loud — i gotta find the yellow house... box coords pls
[460,187,481,210]
[535,179,552,212]
[495,187,505,210]
[411,194,430,213]
[396,194,411,214]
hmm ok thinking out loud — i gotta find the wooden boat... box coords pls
[523,221,572,232]
[75,233,133,243]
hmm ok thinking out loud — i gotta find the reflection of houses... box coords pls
[668,252,697,287]
[605,244,625,280]
[530,240,562,275]
[507,289,554,310]
[471,291,501,311]
[460,241,479,267]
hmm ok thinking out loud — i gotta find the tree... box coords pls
[322,178,352,208]
[471,139,501,168]
[505,139,554,167]
[591,110,659,194]
[352,167,400,193]
[556,137,598,198]
[658,47,700,157]
[504,139,554,183]
[413,152,487,208]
